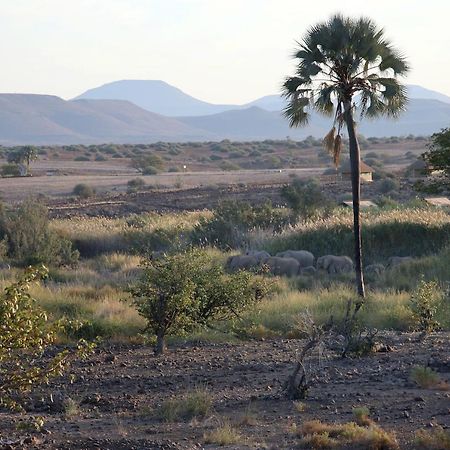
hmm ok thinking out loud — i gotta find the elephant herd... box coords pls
[226,251,414,278]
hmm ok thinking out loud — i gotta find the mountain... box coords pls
[244,85,450,112]
[407,85,450,104]
[75,80,240,117]
[178,99,450,140]
[0,94,212,145]
[75,80,450,117]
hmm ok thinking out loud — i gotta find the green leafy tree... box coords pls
[0,198,79,266]
[0,266,94,411]
[191,200,286,249]
[281,178,332,222]
[282,15,409,298]
[129,248,271,354]
[423,128,450,188]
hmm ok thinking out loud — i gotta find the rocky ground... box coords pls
[0,332,449,449]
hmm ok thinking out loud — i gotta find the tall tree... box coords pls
[7,146,38,176]
[282,15,409,298]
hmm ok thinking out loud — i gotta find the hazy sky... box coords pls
[2,0,449,103]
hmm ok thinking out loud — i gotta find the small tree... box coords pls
[0,266,94,410]
[129,248,271,354]
[7,146,38,176]
[0,198,79,266]
[281,178,332,223]
[422,128,450,189]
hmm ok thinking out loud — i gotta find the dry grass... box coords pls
[204,422,243,446]
[410,366,449,390]
[414,427,450,450]
[297,420,399,449]
[157,388,212,422]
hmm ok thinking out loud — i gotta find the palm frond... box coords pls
[283,96,310,127]
[333,134,342,167]
[323,127,336,154]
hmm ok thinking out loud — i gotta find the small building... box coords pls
[407,158,440,178]
[339,160,374,182]
[342,200,378,209]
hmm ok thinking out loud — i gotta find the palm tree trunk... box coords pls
[343,100,365,298]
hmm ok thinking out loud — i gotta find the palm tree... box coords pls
[282,15,409,298]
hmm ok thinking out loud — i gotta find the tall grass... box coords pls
[252,207,450,264]
[52,211,208,256]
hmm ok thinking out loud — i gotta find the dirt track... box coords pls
[0,333,448,449]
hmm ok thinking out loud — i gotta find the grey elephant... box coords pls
[316,255,353,274]
[275,250,314,268]
[262,256,300,277]
[387,256,413,269]
[226,255,260,272]
[365,263,385,277]
[300,265,316,276]
[245,250,271,263]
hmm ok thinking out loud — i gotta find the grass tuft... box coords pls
[157,389,212,422]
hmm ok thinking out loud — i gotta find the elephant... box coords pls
[365,263,385,277]
[316,255,353,274]
[262,256,300,277]
[275,250,314,268]
[226,255,260,272]
[245,250,271,263]
[300,265,316,276]
[387,256,413,269]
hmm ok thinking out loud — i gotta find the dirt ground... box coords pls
[0,332,448,449]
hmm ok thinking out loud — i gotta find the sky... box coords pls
[1,0,450,104]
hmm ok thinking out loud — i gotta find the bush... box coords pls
[0,266,93,410]
[281,178,333,222]
[73,183,95,199]
[409,279,443,332]
[127,178,146,192]
[1,164,21,177]
[191,200,286,249]
[0,199,79,266]
[129,248,270,354]
[142,166,159,175]
[132,154,165,172]
[377,178,400,194]
[74,156,90,161]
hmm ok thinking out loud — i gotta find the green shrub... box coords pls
[409,279,443,332]
[127,177,146,192]
[142,166,159,175]
[0,199,79,266]
[191,200,286,249]
[0,266,93,410]
[377,178,400,194]
[219,161,240,171]
[73,183,95,199]
[74,156,90,161]
[1,164,21,177]
[129,248,270,354]
[281,178,333,222]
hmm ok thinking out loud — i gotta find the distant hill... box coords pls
[75,80,450,116]
[178,99,450,140]
[1,89,449,145]
[75,80,240,117]
[0,94,212,145]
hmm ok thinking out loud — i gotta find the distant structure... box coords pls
[423,197,450,207]
[407,158,440,178]
[342,200,378,209]
[339,160,374,182]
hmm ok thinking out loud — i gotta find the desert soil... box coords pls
[0,332,449,449]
